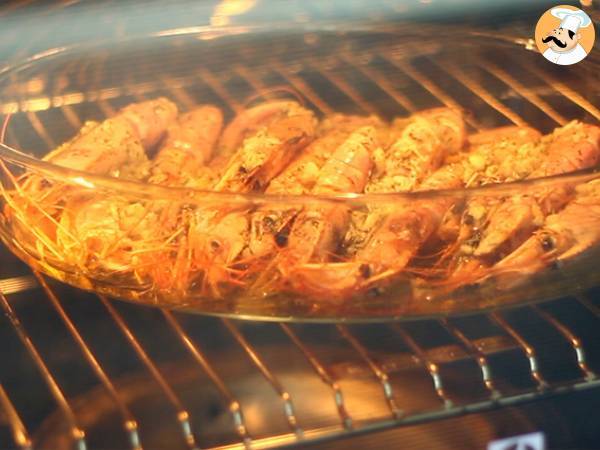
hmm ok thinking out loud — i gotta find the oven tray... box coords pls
[1,26,599,321]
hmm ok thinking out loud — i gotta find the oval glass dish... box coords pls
[1,26,600,322]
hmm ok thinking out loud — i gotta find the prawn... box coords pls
[246,114,387,260]
[261,126,378,293]
[472,121,600,258]
[486,179,600,289]
[188,101,317,297]
[344,107,466,257]
[8,98,178,263]
[213,101,317,192]
[149,105,223,186]
[56,104,224,288]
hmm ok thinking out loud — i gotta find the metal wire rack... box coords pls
[1,5,600,449]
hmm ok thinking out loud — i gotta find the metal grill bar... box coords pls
[577,293,600,317]
[478,61,567,126]
[280,324,353,430]
[310,60,379,116]
[439,318,500,398]
[0,291,87,450]
[336,325,402,419]
[197,68,243,114]
[531,304,596,381]
[391,324,453,408]
[0,383,31,450]
[26,111,56,149]
[523,65,600,122]
[162,311,251,447]
[221,319,303,438]
[270,62,334,115]
[434,60,529,127]
[489,311,548,390]
[34,273,142,450]
[0,275,37,296]
[340,54,416,114]
[161,78,197,110]
[99,296,199,450]
[381,56,482,130]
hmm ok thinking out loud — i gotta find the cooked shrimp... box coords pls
[263,127,377,294]
[345,108,466,256]
[488,180,600,289]
[214,101,317,192]
[473,121,600,257]
[23,98,178,198]
[218,100,305,156]
[149,105,223,186]
[281,126,376,268]
[251,126,378,293]
[55,104,230,287]
[185,102,317,295]
[442,126,544,253]
[288,160,466,300]
[246,115,387,260]
[366,107,466,193]
[9,99,178,262]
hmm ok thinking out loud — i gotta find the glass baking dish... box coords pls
[0,25,599,321]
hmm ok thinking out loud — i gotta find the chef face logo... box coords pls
[535,5,595,65]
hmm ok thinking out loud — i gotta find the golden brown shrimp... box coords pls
[149,105,223,186]
[246,115,387,260]
[281,126,376,268]
[185,102,317,296]
[485,180,600,289]
[214,101,317,192]
[249,126,378,294]
[7,99,178,262]
[218,100,305,156]
[344,108,466,256]
[22,98,178,198]
[56,104,230,287]
[288,160,466,300]
[56,196,161,275]
[440,126,544,253]
[366,107,466,193]
[473,121,600,257]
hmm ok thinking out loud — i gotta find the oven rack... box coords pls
[1,272,600,450]
[1,7,600,448]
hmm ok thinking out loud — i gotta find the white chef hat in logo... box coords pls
[551,7,592,33]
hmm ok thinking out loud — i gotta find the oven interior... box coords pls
[2,1,600,449]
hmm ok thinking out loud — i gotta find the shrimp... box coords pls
[288,160,466,300]
[487,180,600,289]
[440,126,544,253]
[246,115,387,260]
[214,101,317,192]
[366,107,466,193]
[187,102,317,296]
[56,104,225,288]
[21,98,178,200]
[261,126,377,295]
[218,100,305,156]
[282,126,376,266]
[345,108,466,256]
[9,98,178,261]
[472,121,600,257]
[149,105,223,186]
[286,125,533,299]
